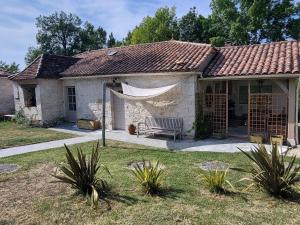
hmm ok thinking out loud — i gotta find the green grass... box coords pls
[1,140,300,225]
[0,121,76,149]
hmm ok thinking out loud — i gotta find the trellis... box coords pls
[248,93,288,140]
[204,94,228,136]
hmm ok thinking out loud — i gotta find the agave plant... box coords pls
[131,160,164,195]
[237,144,300,198]
[200,169,233,194]
[53,141,110,205]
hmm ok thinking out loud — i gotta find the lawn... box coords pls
[0,140,300,225]
[0,121,76,149]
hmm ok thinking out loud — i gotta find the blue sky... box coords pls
[0,0,211,69]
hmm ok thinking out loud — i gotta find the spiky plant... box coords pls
[131,160,164,195]
[200,169,233,194]
[237,144,300,198]
[52,141,110,203]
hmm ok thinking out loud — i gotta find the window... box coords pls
[22,85,37,107]
[67,87,76,111]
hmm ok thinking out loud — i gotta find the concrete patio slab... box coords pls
[0,123,290,158]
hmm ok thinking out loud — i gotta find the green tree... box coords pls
[107,32,116,47]
[209,0,249,46]
[179,7,210,43]
[0,61,19,73]
[36,11,82,55]
[25,11,108,64]
[25,47,43,65]
[130,7,179,44]
[209,0,300,46]
[79,22,107,51]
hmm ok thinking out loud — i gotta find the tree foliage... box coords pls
[25,2,300,65]
[25,47,43,65]
[26,11,108,64]
[130,7,179,44]
[209,0,300,46]
[0,60,19,73]
[126,2,300,47]
[179,7,210,43]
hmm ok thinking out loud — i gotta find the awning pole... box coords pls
[102,82,106,147]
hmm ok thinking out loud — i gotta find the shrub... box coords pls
[200,169,233,194]
[131,160,164,195]
[190,96,211,140]
[53,141,110,206]
[15,110,31,126]
[237,144,300,198]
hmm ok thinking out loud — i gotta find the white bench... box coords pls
[137,116,183,141]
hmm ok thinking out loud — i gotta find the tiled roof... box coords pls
[10,40,300,81]
[0,69,11,78]
[204,40,300,77]
[61,40,216,77]
[11,54,79,80]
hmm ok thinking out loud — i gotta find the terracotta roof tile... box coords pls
[11,54,79,80]
[61,40,216,77]
[204,40,300,77]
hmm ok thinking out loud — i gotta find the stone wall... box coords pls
[0,78,14,115]
[13,81,42,121]
[39,79,64,124]
[120,75,197,135]
[62,78,113,129]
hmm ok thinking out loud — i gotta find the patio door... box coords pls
[204,81,228,137]
[65,86,77,122]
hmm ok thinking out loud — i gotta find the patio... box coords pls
[49,123,289,153]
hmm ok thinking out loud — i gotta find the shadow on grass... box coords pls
[104,191,140,206]
[152,186,185,199]
[106,145,172,153]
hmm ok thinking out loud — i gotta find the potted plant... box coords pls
[128,124,136,135]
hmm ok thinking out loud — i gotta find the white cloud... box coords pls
[0,0,211,69]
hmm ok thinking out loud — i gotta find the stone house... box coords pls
[9,40,300,143]
[0,69,14,115]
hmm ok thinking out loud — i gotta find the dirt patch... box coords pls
[0,163,70,224]
[197,161,230,171]
[0,164,19,173]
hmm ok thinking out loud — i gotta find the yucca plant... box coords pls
[200,169,233,194]
[131,160,164,195]
[52,141,110,206]
[237,144,300,198]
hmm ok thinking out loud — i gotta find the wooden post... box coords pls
[248,81,250,136]
[102,82,106,147]
[226,81,228,136]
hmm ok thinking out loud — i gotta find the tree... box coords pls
[79,22,107,51]
[107,32,116,48]
[25,11,108,64]
[36,11,82,55]
[209,0,249,46]
[208,0,300,46]
[25,47,43,65]
[0,61,19,73]
[179,7,210,43]
[129,7,179,44]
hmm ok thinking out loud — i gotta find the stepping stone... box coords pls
[0,164,19,173]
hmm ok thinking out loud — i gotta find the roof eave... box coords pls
[59,71,202,80]
[200,73,300,80]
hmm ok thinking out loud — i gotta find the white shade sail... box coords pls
[110,82,178,100]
